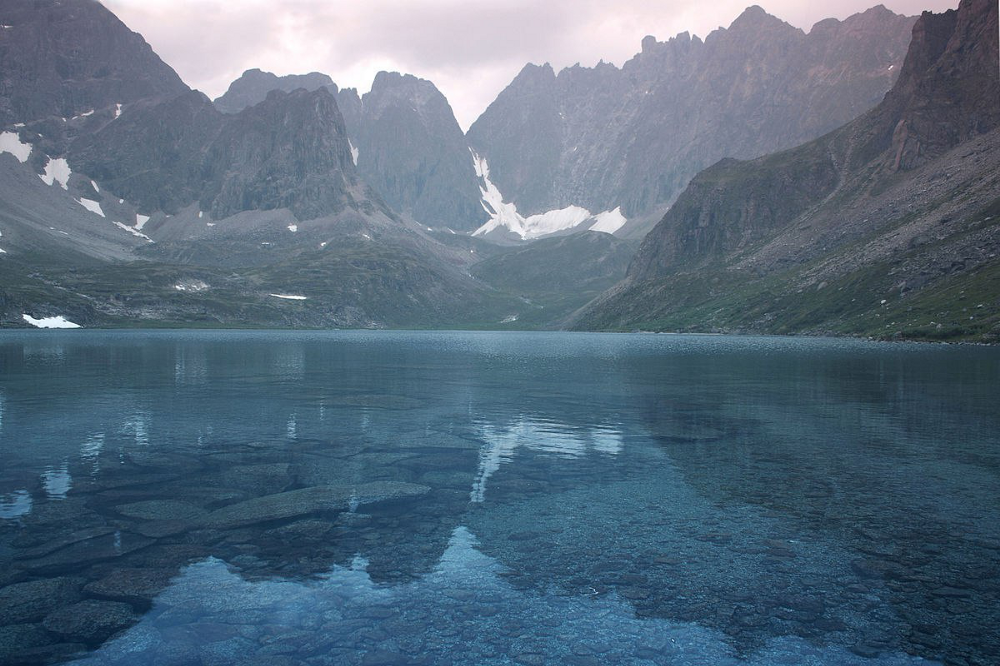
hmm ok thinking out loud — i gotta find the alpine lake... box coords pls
[0,331,997,666]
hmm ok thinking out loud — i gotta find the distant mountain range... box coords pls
[468,5,917,237]
[0,0,995,339]
[575,0,999,342]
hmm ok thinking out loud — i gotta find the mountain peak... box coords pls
[730,5,797,32]
[214,69,336,114]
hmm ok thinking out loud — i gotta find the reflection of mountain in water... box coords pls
[71,526,927,666]
[471,417,623,502]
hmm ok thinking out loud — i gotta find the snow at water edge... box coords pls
[269,294,308,301]
[22,314,81,329]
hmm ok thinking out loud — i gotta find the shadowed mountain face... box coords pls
[70,87,369,221]
[338,73,489,232]
[467,5,917,229]
[213,70,488,232]
[576,0,1000,342]
[0,0,187,126]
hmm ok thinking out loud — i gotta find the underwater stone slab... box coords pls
[43,599,138,643]
[13,526,116,560]
[0,624,53,660]
[0,577,83,625]
[83,568,177,606]
[114,500,209,521]
[198,482,431,529]
[21,533,155,574]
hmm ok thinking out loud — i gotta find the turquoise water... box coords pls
[0,331,997,665]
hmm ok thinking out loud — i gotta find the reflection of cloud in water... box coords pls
[471,418,623,502]
[74,526,931,666]
[41,463,72,499]
[0,490,31,520]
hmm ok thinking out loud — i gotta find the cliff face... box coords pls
[71,87,369,220]
[213,69,488,231]
[628,0,999,282]
[345,72,488,231]
[467,6,916,224]
[0,0,187,126]
[204,88,362,220]
[576,0,1000,342]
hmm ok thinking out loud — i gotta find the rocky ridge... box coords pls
[467,5,917,233]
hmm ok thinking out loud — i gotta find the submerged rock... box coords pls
[83,568,177,607]
[0,577,83,625]
[0,624,52,660]
[20,533,154,574]
[199,482,430,529]
[43,599,138,643]
[114,500,208,521]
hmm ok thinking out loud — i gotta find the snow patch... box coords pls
[0,229,5,254]
[114,103,122,119]
[590,207,627,234]
[90,179,100,193]
[135,214,150,230]
[471,149,615,239]
[113,220,152,242]
[22,314,81,329]
[349,140,359,165]
[269,294,308,301]
[77,198,105,217]
[174,280,209,293]
[72,110,95,120]
[288,224,298,233]
[198,211,204,219]
[0,131,32,163]
[40,158,72,189]
[206,222,216,227]
[362,233,372,241]
[320,241,328,248]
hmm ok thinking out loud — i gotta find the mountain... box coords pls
[575,0,1000,343]
[0,0,187,126]
[214,68,335,114]
[337,72,488,232]
[0,0,524,330]
[467,5,917,236]
[214,69,488,232]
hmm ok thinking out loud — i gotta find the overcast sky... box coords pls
[103,0,958,130]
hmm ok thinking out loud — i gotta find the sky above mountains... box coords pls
[104,0,958,130]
